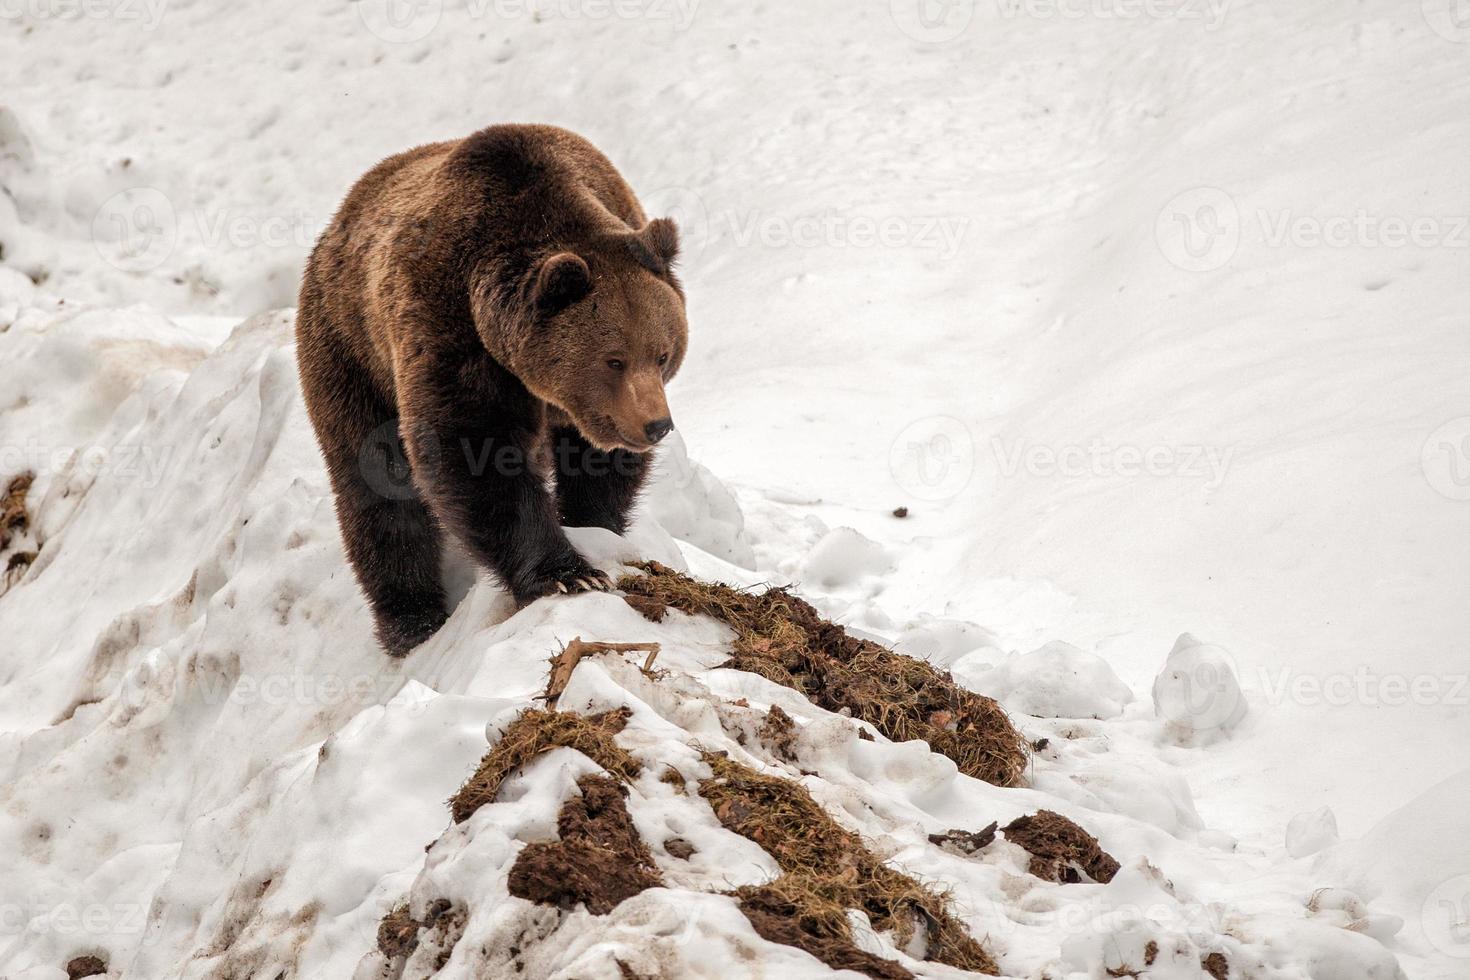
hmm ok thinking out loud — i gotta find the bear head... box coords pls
[499,217,687,453]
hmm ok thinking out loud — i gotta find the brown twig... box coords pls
[544,636,661,705]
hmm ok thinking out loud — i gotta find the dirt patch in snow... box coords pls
[757,704,799,761]
[700,752,999,976]
[1203,950,1230,979]
[619,562,1027,787]
[450,707,640,823]
[376,897,465,969]
[65,955,107,979]
[507,774,663,915]
[1002,810,1120,884]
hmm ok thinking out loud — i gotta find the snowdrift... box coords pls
[0,302,1434,977]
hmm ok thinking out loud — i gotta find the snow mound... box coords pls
[1151,633,1249,746]
[798,526,891,590]
[891,614,1003,670]
[641,430,756,570]
[0,306,1422,978]
[1316,770,1470,974]
[964,640,1135,720]
[1286,806,1340,859]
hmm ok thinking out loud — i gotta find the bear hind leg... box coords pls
[304,347,449,656]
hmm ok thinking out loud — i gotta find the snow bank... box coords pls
[0,305,1431,978]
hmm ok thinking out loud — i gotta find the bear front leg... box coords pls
[551,425,651,534]
[398,361,611,605]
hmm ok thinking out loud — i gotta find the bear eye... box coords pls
[656,352,669,367]
[607,358,625,371]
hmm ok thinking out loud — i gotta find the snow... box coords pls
[1150,634,1248,746]
[1285,806,1339,861]
[3,1,1469,978]
[963,640,1135,721]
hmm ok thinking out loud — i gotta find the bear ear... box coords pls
[532,252,592,314]
[642,217,680,269]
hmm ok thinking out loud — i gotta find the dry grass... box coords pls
[619,562,1027,788]
[700,753,999,976]
[1,471,34,552]
[449,707,640,823]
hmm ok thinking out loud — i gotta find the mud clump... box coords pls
[1202,951,1230,979]
[619,562,1027,788]
[65,956,107,980]
[700,753,999,976]
[1002,810,1120,884]
[450,707,639,823]
[508,774,663,915]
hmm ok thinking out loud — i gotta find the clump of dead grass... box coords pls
[700,752,999,976]
[449,707,640,823]
[619,562,1027,788]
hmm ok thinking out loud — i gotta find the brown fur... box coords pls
[297,125,687,655]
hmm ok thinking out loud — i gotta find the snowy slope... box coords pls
[3,0,1469,977]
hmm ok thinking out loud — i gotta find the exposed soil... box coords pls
[507,774,663,915]
[376,897,462,968]
[699,752,999,976]
[450,707,639,823]
[619,562,1027,787]
[65,956,107,979]
[1203,951,1230,979]
[1002,810,1120,884]
[376,903,420,960]
[1105,939,1158,977]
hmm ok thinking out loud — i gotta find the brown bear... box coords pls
[296,124,686,656]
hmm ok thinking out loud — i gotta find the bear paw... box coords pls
[514,555,614,605]
[375,603,449,658]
